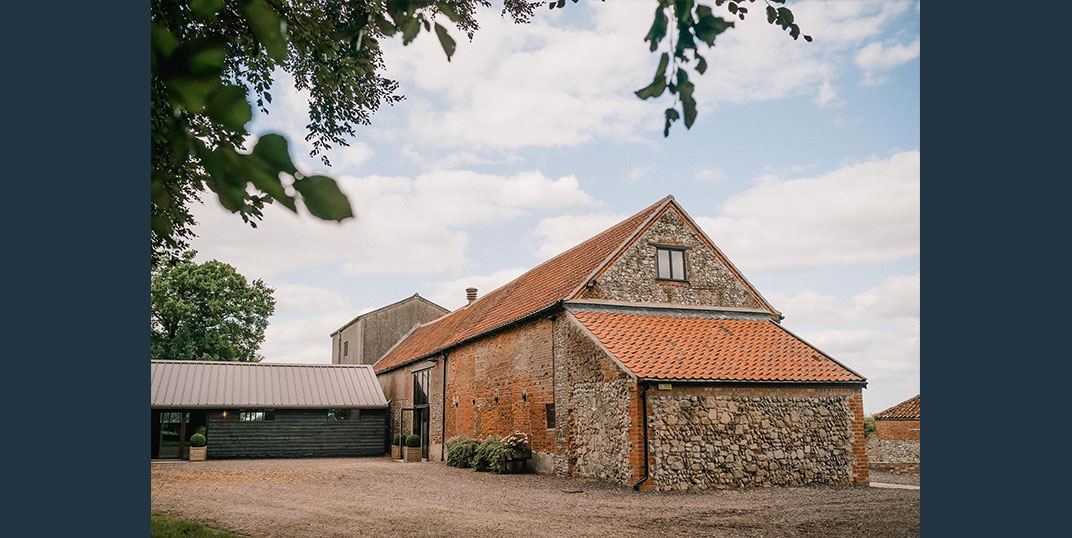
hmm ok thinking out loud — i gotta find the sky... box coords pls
[188,0,920,415]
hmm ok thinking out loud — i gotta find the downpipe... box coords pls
[632,382,650,490]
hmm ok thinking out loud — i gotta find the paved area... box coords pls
[151,458,920,538]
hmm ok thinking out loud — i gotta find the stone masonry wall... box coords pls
[554,315,637,484]
[646,385,867,490]
[581,207,764,310]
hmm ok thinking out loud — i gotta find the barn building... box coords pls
[150,360,387,459]
[372,195,870,490]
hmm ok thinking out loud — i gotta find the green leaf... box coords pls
[252,134,298,175]
[663,107,680,137]
[675,25,696,58]
[293,176,354,220]
[695,53,707,75]
[434,23,456,61]
[189,0,224,20]
[436,2,462,23]
[694,14,733,46]
[401,16,421,45]
[205,85,252,132]
[644,6,668,52]
[557,0,566,8]
[803,34,813,42]
[372,13,398,36]
[241,0,289,62]
[150,23,179,58]
[767,6,778,24]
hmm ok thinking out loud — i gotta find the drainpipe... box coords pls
[632,382,650,490]
[440,352,448,461]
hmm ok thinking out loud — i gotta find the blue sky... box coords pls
[189,1,920,414]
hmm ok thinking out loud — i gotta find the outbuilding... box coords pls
[150,360,388,460]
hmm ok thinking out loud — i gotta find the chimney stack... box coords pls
[466,287,478,305]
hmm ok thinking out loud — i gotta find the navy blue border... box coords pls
[9,2,146,535]
[9,0,1062,534]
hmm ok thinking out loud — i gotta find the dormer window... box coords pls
[656,246,686,281]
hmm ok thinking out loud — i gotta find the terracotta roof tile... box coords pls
[374,196,672,373]
[571,311,865,383]
[874,394,919,420]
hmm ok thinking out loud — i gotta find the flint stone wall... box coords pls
[867,438,920,463]
[582,207,764,310]
[649,393,857,490]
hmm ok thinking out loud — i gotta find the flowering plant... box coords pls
[502,431,530,451]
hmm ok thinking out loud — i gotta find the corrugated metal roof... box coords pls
[150,360,388,409]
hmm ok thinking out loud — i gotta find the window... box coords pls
[239,409,274,422]
[343,340,349,356]
[413,369,430,406]
[656,246,686,281]
[545,403,556,429]
[328,409,358,421]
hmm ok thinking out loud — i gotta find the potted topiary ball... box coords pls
[188,433,207,461]
[403,434,422,463]
[392,433,403,460]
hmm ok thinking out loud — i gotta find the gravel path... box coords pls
[152,458,919,538]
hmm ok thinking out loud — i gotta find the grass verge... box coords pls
[151,515,242,537]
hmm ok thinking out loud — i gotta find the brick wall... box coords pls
[642,384,868,490]
[874,419,920,440]
[443,317,558,459]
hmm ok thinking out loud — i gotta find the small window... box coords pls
[328,409,359,421]
[343,340,349,356]
[656,247,686,281]
[545,403,556,429]
[239,409,274,422]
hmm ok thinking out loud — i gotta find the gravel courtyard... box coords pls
[151,458,919,537]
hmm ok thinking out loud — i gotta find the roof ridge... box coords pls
[149,360,372,368]
[330,293,449,336]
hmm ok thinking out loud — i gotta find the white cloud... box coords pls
[627,164,654,184]
[271,283,347,314]
[374,0,916,153]
[855,38,920,85]
[425,267,528,310]
[694,168,726,182]
[815,80,839,108]
[852,273,920,320]
[260,309,359,365]
[696,150,919,273]
[531,213,627,258]
[190,169,599,280]
[380,3,657,151]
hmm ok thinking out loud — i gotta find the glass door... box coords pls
[158,411,185,459]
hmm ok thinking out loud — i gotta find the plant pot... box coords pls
[502,447,531,473]
[189,446,207,462]
[391,445,402,459]
[403,446,422,463]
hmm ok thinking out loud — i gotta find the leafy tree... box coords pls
[864,415,876,437]
[150,0,802,264]
[151,251,276,362]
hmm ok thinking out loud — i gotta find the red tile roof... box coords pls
[570,310,865,383]
[874,394,919,420]
[374,196,673,373]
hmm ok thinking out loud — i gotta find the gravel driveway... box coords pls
[151,458,919,537]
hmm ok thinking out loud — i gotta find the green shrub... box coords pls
[393,433,402,446]
[405,434,421,448]
[445,436,480,468]
[472,435,506,473]
[189,433,206,447]
[195,426,207,436]
[864,415,876,438]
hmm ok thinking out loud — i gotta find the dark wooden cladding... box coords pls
[206,408,386,458]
